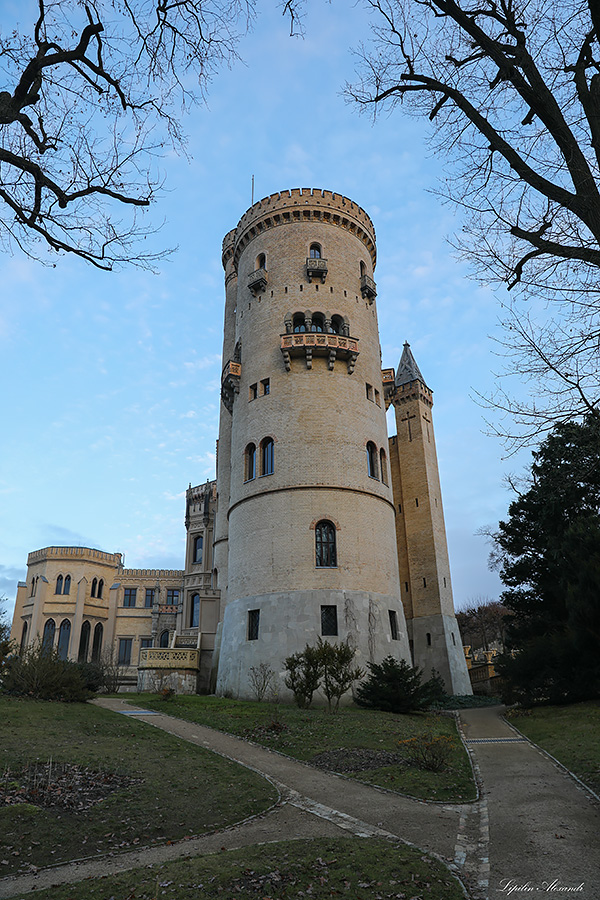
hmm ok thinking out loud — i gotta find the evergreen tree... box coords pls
[493,413,600,703]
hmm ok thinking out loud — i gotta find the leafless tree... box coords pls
[456,596,511,651]
[348,1,600,447]
[0,0,256,269]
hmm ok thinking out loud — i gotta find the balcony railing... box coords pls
[306,257,328,283]
[360,274,377,302]
[248,267,268,295]
[138,648,200,670]
[158,605,179,614]
[281,332,359,373]
[221,360,241,412]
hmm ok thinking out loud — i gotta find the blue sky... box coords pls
[1,0,531,620]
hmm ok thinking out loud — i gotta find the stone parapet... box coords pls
[138,648,200,669]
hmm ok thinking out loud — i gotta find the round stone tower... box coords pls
[214,188,412,699]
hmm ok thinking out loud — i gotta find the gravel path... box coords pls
[0,699,598,900]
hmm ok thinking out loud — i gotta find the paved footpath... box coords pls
[0,700,598,899]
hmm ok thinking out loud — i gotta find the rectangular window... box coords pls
[123,588,137,608]
[118,638,132,665]
[145,588,155,608]
[366,382,373,401]
[261,378,270,396]
[321,605,338,636]
[389,610,399,641]
[140,637,153,649]
[167,589,180,605]
[249,383,258,400]
[375,389,381,407]
[248,609,260,640]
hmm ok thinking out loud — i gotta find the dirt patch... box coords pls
[0,761,142,811]
[310,748,406,773]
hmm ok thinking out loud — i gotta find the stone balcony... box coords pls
[360,274,377,302]
[248,267,268,295]
[281,332,359,373]
[158,605,179,615]
[138,648,200,670]
[382,367,395,408]
[221,360,242,412]
[306,257,328,283]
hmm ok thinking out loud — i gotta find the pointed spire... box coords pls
[395,342,428,388]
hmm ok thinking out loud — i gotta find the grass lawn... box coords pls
[25,836,465,900]
[0,697,277,875]
[134,694,477,802]
[505,700,600,793]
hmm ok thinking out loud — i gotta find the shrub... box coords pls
[248,662,276,702]
[284,644,322,709]
[316,638,364,713]
[284,640,363,711]
[354,657,447,714]
[398,733,455,771]
[2,641,90,702]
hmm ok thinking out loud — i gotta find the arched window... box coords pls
[380,448,388,485]
[159,630,170,648]
[97,579,104,599]
[91,623,103,662]
[63,574,71,595]
[30,578,35,597]
[309,243,322,259]
[311,313,324,333]
[261,437,274,476]
[293,313,306,333]
[329,315,343,334]
[78,621,91,663]
[42,618,56,651]
[212,568,218,589]
[20,621,28,655]
[256,252,266,270]
[245,443,256,481]
[367,442,379,479]
[57,619,71,660]
[315,520,337,568]
[55,575,63,595]
[194,535,203,564]
[360,260,367,277]
[91,577,97,598]
[190,593,200,628]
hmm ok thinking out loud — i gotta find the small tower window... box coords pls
[159,630,170,648]
[256,253,266,270]
[63,575,71,595]
[20,621,28,655]
[261,437,274,476]
[97,579,104,599]
[389,610,399,641]
[426,632,432,646]
[191,593,200,628]
[360,260,367,277]
[293,313,306,333]
[315,520,337,568]
[245,443,256,481]
[311,313,324,333]
[367,442,379,479]
[91,577,97,598]
[194,535,203,564]
[248,609,260,640]
[380,448,388,485]
[55,575,63,595]
[309,243,322,259]
[329,315,343,334]
[321,605,338,636]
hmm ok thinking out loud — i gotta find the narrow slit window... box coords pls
[248,609,260,640]
[389,610,399,641]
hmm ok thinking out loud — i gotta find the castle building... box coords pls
[10,188,471,698]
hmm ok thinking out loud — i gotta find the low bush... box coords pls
[284,639,363,711]
[354,657,446,714]
[398,733,455,772]
[2,642,90,702]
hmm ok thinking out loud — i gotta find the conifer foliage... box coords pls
[354,657,446,714]
[493,412,600,703]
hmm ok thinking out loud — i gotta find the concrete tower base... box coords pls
[409,614,472,695]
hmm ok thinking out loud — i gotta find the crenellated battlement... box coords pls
[229,188,377,271]
[27,547,122,566]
